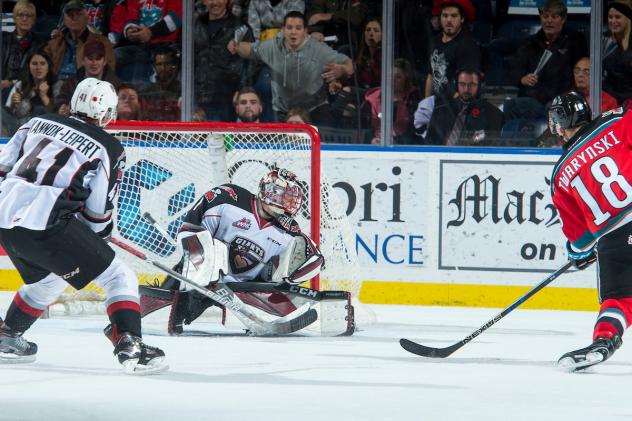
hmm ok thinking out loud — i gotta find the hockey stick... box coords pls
[400,261,574,358]
[111,237,317,335]
[225,282,349,301]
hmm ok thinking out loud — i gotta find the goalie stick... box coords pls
[111,237,317,335]
[400,261,573,358]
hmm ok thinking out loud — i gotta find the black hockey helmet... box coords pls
[548,91,591,136]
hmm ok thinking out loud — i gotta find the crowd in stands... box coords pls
[0,0,630,147]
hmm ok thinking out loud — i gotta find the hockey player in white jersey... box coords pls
[146,168,330,335]
[0,78,167,374]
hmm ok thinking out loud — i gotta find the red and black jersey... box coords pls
[551,107,632,251]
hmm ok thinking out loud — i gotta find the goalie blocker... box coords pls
[140,232,354,336]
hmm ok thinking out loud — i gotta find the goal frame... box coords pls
[107,120,322,290]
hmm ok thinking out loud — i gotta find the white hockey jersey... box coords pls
[178,184,318,283]
[0,114,125,234]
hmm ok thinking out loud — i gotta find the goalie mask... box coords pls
[71,77,118,127]
[258,168,303,217]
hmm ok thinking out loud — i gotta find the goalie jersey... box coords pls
[0,114,125,234]
[551,107,632,252]
[179,184,319,283]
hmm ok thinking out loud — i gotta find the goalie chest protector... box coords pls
[182,184,301,282]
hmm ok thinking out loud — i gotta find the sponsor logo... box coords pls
[232,217,252,230]
[628,235,632,245]
[267,237,281,245]
[62,267,80,280]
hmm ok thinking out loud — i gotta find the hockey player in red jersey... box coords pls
[143,167,332,335]
[549,91,632,371]
[0,78,167,374]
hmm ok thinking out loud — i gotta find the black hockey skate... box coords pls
[112,332,168,375]
[0,323,37,363]
[168,290,218,335]
[557,335,622,372]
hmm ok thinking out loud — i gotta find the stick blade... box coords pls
[399,338,459,358]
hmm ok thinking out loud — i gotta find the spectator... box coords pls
[413,94,435,138]
[1,0,46,101]
[45,0,115,82]
[356,17,382,91]
[4,50,56,127]
[114,0,182,86]
[286,107,311,124]
[425,0,480,101]
[425,68,504,145]
[327,17,381,128]
[117,83,143,120]
[55,39,120,115]
[306,0,372,51]
[365,58,422,145]
[229,11,353,124]
[603,0,632,106]
[193,0,253,122]
[503,0,588,120]
[573,57,618,113]
[84,0,121,39]
[234,87,263,122]
[139,46,181,121]
[248,0,305,41]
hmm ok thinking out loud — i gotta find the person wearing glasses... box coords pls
[572,57,617,113]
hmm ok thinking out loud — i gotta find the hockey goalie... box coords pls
[140,167,354,336]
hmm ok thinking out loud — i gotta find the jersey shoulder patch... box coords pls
[202,184,253,209]
[274,215,301,235]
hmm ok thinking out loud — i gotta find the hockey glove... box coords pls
[566,241,596,270]
[96,222,114,243]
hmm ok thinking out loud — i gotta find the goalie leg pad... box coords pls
[178,231,228,289]
[139,286,174,318]
[167,290,220,335]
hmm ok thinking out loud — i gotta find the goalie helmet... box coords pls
[70,78,118,127]
[258,168,303,217]
[548,91,591,137]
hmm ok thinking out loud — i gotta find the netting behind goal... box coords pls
[53,122,362,312]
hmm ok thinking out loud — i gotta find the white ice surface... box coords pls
[1,291,631,421]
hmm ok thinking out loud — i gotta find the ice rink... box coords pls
[1,291,631,421]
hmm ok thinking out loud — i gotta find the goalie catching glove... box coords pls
[261,234,324,286]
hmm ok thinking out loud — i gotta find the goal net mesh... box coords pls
[52,123,362,314]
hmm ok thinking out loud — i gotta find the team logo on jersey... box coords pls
[219,186,238,201]
[204,188,221,202]
[229,236,265,273]
[277,215,300,233]
[232,217,251,230]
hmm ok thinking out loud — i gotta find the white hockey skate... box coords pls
[557,335,622,372]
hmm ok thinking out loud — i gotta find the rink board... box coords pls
[0,139,599,310]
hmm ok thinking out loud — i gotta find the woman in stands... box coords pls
[4,49,56,127]
[328,18,382,127]
[603,0,632,106]
[365,58,422,145]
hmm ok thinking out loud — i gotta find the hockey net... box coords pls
[51,122,366,322]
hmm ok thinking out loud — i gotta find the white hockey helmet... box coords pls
[70,77,118,127]
[258,167,303,217]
